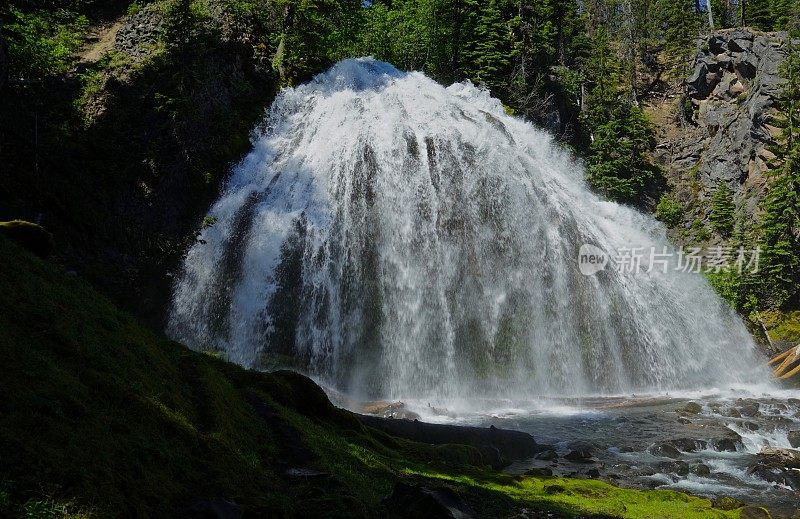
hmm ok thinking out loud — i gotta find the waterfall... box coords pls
[168,58,768,400]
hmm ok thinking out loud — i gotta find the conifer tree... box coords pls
[462,0,512,92]
[759,43,800,307]
[710,182,736,237]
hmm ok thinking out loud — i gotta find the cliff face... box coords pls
[649,29,788,242]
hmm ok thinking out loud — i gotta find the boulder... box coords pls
[739,507,772,519]
[680,401,703,414]
[659,460,689,476]
[729,37,753,53]
[712,438,739,452]
[746,448,800,491]
[687,63,714,99]
[708,34,727,54]
[788,430,800,448]
[585,468,601,478]
[564,449,595,463]
[382,482,475,519]
[738,401,760,417]
[711,495,744,511]
[534,449,558,461]
[667,438,708,452]
[734,52,758,80]
[693,463,711,477]
[649,442,682,459]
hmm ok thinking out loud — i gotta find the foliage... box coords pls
[758,41,800,308]
[710,182,735,237]
[586,105,660,203]
[0,237,747,517]
[656,193,684,227]
[3,7,87,80]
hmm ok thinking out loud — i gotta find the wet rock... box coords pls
[788,430,800,448]
[585,468,601,478]
[382,482,475,519]
[738,401,760,417]
[659,460,689,476]
[524,467,553,477]
[667,438,708,452]
[742,421,760,431]
[680,401,703,414]
[739,506,772,519]
[711,495,745,511]
[534,449,558,461]
[564,449,595,463]
[478,445,504,469]
[746,448,800,491]
[677,417,692,424]
[693,463,711,477]
[362,401,420,420]
[648,442,682,459]
[764,415,793,427]
[711,438,738,452]
[723,408,742,418]
[788,398,800,406]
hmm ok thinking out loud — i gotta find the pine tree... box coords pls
[463,0,512,92]
[710,182,736,237]
[746,0,775,30]
[586,105,659,203]
[759,43,800,307]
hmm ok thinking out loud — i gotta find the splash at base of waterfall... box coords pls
[168,57,769,400]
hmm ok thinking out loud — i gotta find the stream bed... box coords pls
[396,389,800,514]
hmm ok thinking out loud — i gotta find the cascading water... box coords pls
[168,57,769,401]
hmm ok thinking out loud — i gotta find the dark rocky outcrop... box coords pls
[356,416,539,463]
[648,442,682,459]
[0,220,55,258]
[651,28,788,247]
[788,430,800,448]
[564,449,595,463]
[746,448,800,491]
[382,482,476,519]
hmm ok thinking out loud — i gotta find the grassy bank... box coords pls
[0,236,752,517]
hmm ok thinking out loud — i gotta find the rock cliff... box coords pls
[649,28,788,241]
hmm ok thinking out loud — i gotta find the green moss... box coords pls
[400,471,739,518]
[760,310,800,344]
[0,237,758,517]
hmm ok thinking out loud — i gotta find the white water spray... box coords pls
[169,58,768,400]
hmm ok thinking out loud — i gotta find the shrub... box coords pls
[655,194,683,227]
[710,182,735,237]
[4,7,87,80]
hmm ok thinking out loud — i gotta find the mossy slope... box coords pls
[0,237,744,518]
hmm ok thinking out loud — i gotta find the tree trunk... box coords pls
[0,22,7,90]
[706,0,714,29]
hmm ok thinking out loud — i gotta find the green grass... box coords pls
[0,236,753,517]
